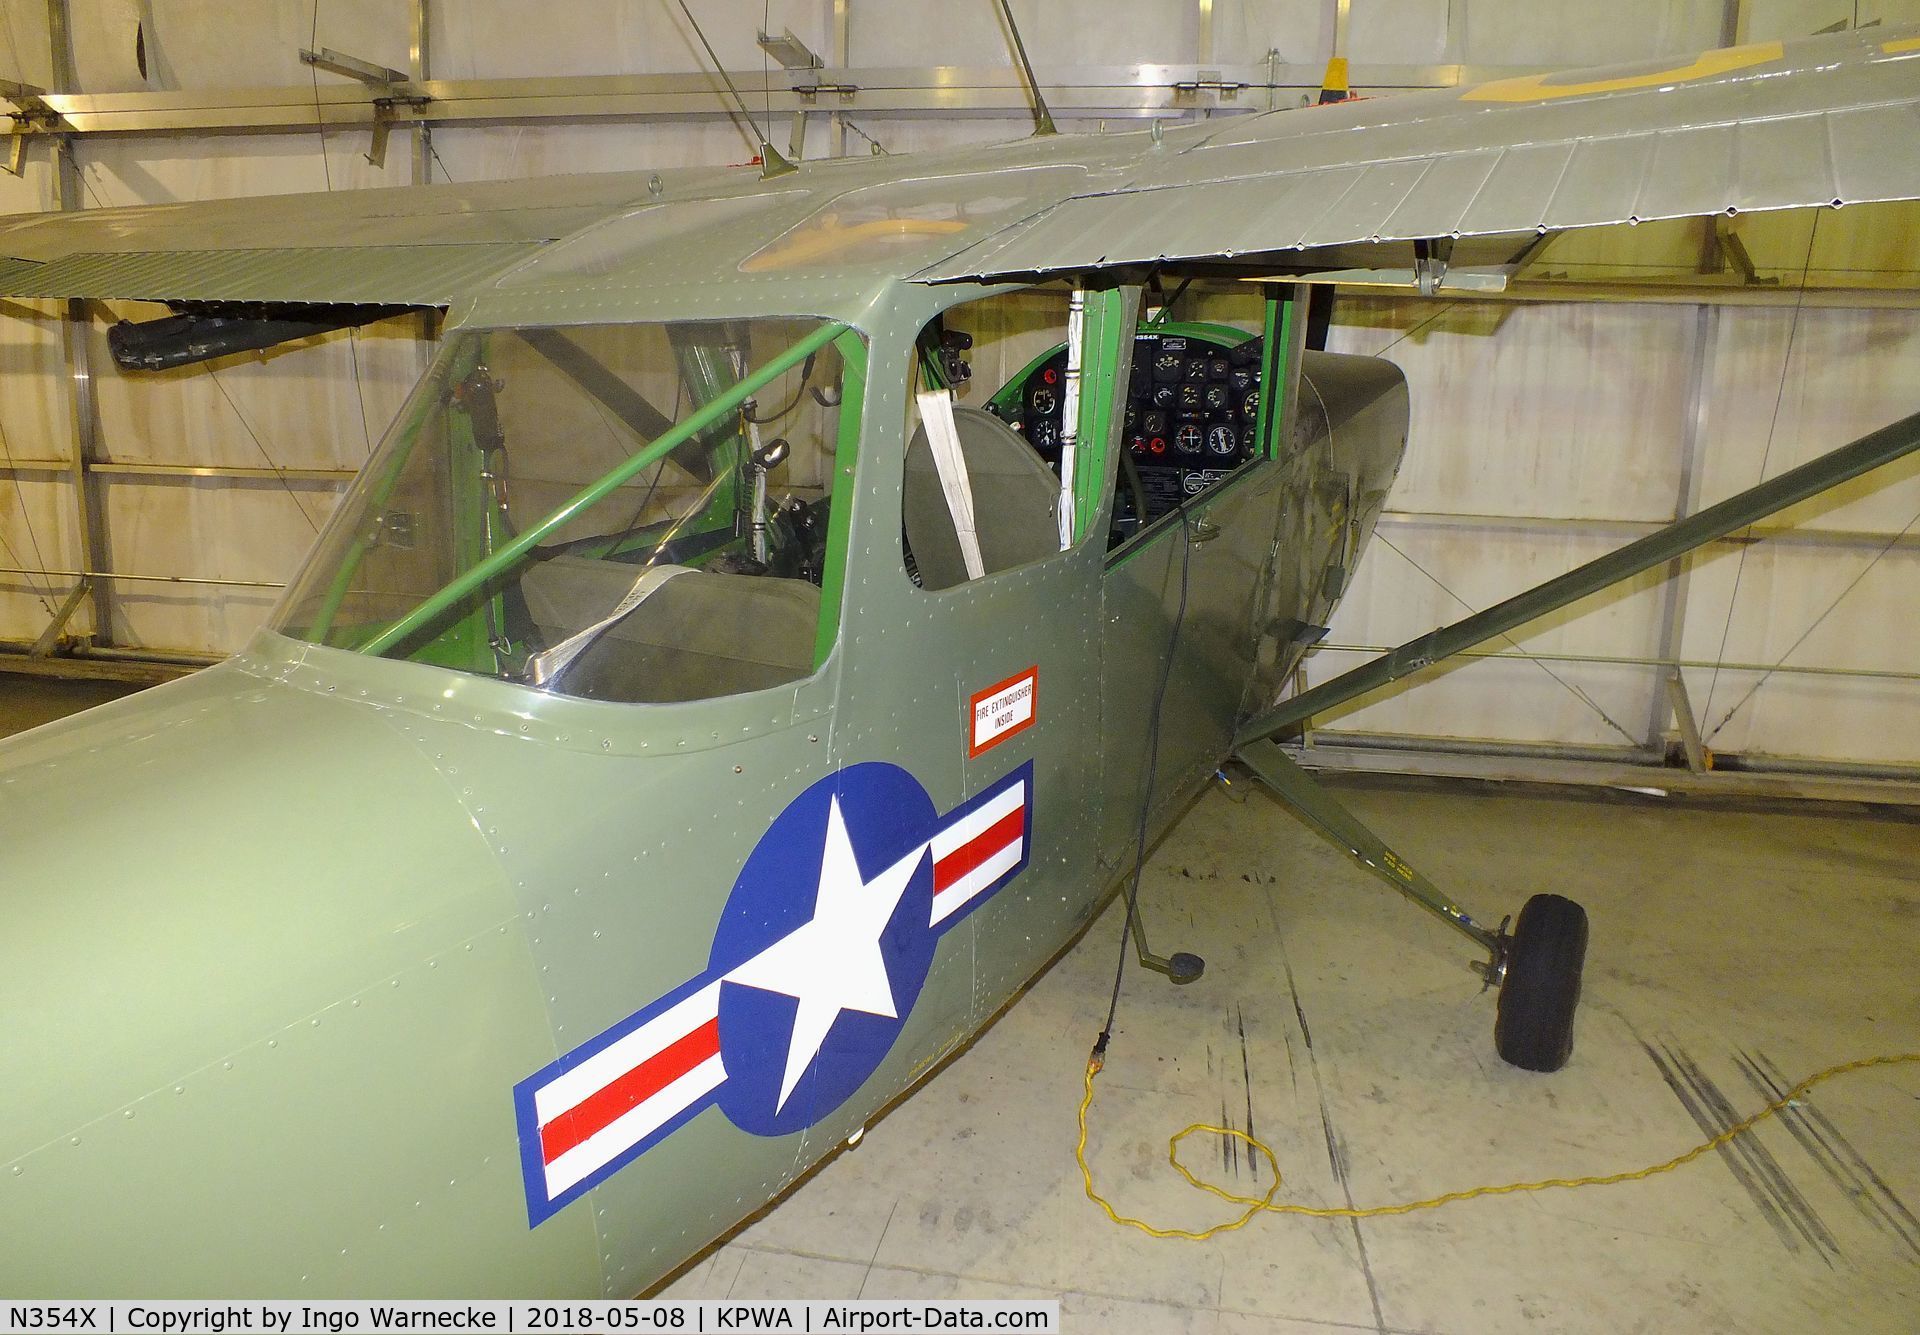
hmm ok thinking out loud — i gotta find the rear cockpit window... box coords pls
[274,319,858,704]
[902,287,1078,590]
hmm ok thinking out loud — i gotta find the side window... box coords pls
[1106,280,1275,549]
[902,287,1078,591]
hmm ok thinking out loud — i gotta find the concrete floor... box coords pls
[6,677,1917,1328]
[662,775,1920,1333]
[0,674,143,738]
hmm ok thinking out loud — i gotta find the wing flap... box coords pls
[1451,142,1576,236]
[1543,135,1658,229]
[1830,102,1920,204]
[1637,123,1739,220]
[1376,150,1502,240]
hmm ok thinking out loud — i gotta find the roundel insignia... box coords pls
[512,760,1035,1226]
[707,763,938,1137]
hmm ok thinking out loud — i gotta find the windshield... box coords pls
[274,318,859,704]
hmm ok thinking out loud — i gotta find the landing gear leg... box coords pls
[1232,738,1588,1072]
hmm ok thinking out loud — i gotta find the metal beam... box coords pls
[1239,407,1920,744]
[0,647,206,683]
[1369,507,1920,554]
[46,0,111,650]
[0,565,282,588]
[1288,738,1920,807]
[0,458,354,482]
[9,62,1542,140]
[1645,304,1716,748]
[1422,277,1920,310]
[28,577,87,654]
[1308,641,1920,685]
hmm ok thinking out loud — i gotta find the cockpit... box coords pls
[271,281,1283,707]
[274,318,859,705]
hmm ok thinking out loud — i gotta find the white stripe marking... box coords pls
[542,1053,726,1196]
[931,782,1026,863]
[534,981,721,1127]
[930,837,1026,927]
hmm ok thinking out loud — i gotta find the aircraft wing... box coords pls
[915,27,1920,281]
[0,171,666,306]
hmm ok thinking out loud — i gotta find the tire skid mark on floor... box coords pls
[1639,1040,1805,1257]
[1221,1094,1238,1178]
[1738,1048,1920,1264]
[1237,1004,1259,1183]
[1274,935,1387,1335]
[1283,962,1314,1052]
[1667,1045,1841,1264]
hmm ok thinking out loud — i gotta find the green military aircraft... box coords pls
[2,22,1919,1297]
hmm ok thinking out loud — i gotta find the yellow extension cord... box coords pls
[1075,1050,1920,1240]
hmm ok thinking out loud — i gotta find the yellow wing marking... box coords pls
[1462,41,1785,103]
[741,215,972,273]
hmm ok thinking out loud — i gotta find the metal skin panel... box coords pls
[0,243,539,305]
[0,657,597,1294]
[917,27,1920,279]
[0,170,674,258]
[1,28,1916,307]
[1830,103,1920,205]
[1096,349,1408,859]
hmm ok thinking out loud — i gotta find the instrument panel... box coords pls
[988,327,1264,536]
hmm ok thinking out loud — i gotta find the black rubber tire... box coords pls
[1494,893,1589,1073]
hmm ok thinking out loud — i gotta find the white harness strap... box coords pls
[527,563,693,687]
[916,389,986,581]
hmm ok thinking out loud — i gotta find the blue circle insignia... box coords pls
[707,763,938,1137]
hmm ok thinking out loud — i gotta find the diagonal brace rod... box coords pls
[1239,408,1920,745]
[359,321,843,656]
[1234,738,1501,956]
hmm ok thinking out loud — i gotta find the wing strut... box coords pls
[1238,407,1920,746]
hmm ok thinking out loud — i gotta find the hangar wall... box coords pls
[0,0,1916,778]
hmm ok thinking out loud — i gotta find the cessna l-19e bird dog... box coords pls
[3,23,1920,1296]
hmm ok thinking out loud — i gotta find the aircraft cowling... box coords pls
[0,656,601,1294]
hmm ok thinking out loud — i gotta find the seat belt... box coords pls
[526,563,693,687]
[916,388,987,581]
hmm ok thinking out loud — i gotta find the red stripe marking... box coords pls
[933,805,1025,895]
[540,1017,720,1165]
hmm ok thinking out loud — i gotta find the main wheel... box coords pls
[1494,893,1589,1072]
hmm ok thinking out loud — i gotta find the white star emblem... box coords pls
[724,796,928,1114]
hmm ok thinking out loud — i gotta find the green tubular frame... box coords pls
[361,320,848,658]
[1257,291,1292,460]
[428,368,511,673]
[1071,287,1132,541]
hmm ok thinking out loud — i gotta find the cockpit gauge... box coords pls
[986,326,1266,535]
